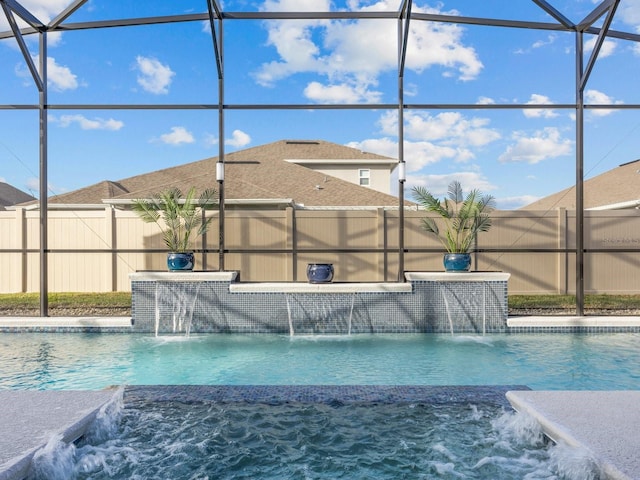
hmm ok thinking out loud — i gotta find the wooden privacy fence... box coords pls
[1,206,639,294]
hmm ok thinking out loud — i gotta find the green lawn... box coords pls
[0,292,132,309]
[509,294,640,310]
[1,292,639,311]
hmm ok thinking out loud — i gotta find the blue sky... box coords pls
[1,0,639,208]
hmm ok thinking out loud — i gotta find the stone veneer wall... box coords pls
[130,271,510,334]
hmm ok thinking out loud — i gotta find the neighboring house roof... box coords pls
[40,140,402,208]
[0,182,35,210]
[521,159,640,211]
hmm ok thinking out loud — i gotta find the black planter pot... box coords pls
[443,253,471,272]
[167,252,195,271]
[306,263,334,283]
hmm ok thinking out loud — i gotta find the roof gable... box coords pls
[0,182,36,210]
[45,140,401,207]
[521,159,640,210]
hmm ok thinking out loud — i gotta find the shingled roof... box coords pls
[521,159,640,210]
[0,182,35,210]
[45,140,401,208]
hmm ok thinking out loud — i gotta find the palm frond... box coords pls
[447,180,464,204]
[132,186,218,252]
[411,181,495,253]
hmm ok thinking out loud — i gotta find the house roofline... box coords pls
[285,159,398,168]
[8,203,110,211]
[587,199,640,211]
[105,198,297,208]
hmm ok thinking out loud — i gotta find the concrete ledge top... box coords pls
[129,271,509,283]
[230,282,413,293]
[405,271,510,282]
[0,389,118,480]
[508,316,640,328]
[129,271,238,282]
[2,316,640,330]
[0,317,132,328]
[506,390,640,480]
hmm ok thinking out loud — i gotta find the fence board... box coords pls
[1,207,639,294]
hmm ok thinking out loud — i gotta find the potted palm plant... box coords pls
[411,180,495,272]
[132,187,217,271]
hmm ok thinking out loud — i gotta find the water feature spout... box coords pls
[285,292,358,335]
[439,284,454,336]
[154,282,201,336]
[347,293,355,335]
[154,283,160,337]
[286,294,294,336]
[482,282,487,336]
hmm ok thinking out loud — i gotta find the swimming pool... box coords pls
[3,332,634,479]
[1,332,639,390]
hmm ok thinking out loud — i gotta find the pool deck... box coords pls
[3,315,640,330]
[1,315,639,479]
[0,390,118,480]
[508,315,640,328]
[0,316,132,329]
[507,391,640,480]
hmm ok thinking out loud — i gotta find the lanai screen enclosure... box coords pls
[1,0,639,315]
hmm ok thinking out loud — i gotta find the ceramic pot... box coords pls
[443,253,471,272]
[167,252,195,271]
[306,263,334,283]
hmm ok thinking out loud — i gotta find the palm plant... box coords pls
[132,187,217,252]
[411,181,495,253]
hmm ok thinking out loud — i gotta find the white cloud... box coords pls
[514,34,558,55]
[304,81,381,104]
[225,130,251,148]
[0,1,70,46]
[524,93,558,118]
[532,34,557,49]
[347,138,455,173]
[254,0,482,101]
[20,55,79,91]
[585,89,623,116]
[204,134,219,147]
[352,110,501,171]
[53,114,123,130]
[584,36,616,58]
[203,130,252,148]
[159,126,194,146]
[403,111,500,147]
[615,0,640,33]
[346,138,398,160]
[377,111,500,164]
[499,127,573,164]
[262,0,331,11]
[0,176,6,183]
[476,96,495,105]
[135,56,175,94]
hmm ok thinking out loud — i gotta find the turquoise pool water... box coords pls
[5,332,627,479]
[2,332,639,390]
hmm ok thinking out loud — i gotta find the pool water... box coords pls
[31,386,583,480]
[3,332,633,479]
[1,332,639,390]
